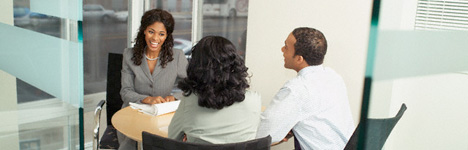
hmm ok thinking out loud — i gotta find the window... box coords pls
[83,0,129,95]
[200,0,249,58]
[204,0,229,4]
[415,0,468,31]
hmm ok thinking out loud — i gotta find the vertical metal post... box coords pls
[127,0,133,48]
[191,0,204,45]
[357,0,381,149]
[144,0,150,11]
[128,0,145,48]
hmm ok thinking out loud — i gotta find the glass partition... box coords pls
[149,0,247,58]
[200,0,248,58]
[83,0,129,95]
[0,0,83,149]
[361,0,468,149]
[81,0,129,147]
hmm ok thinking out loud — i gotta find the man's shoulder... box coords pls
[302,66,344,82]
[283,75,306,89]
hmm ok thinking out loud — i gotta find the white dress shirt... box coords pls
[256,65,355,150]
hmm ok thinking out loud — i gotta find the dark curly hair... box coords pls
[292,27,327,66]
[131,9,175,68]
[178,36,250,109]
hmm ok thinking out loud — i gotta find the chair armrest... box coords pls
[93,100,106,150]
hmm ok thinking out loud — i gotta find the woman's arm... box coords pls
[120,49,148,106]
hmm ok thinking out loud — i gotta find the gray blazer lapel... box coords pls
[140,58,154,82]
[152,60,163,78]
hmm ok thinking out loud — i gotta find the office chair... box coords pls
[93,53,123,150]
[142,131,272,150]
[343,103,407,150]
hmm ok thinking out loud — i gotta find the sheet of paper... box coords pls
[154,100,180,116]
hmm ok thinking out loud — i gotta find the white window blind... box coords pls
[415,0,468,31]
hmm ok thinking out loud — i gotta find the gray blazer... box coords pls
[120,48,188,108]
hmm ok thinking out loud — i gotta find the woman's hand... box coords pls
[164,95,175,102]
[142,96,165,104]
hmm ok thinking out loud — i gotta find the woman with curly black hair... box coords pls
[119,9,187,150]
[168,36,261,144]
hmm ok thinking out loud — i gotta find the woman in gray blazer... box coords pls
[118,9,187,150]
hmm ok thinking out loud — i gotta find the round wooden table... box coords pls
[112,106,175,142]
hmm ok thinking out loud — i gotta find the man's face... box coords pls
[281,33,297,69]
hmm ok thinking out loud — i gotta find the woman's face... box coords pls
[144,21,167,52]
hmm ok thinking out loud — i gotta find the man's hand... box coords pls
[282,131,294,142]
[271,130,295,146]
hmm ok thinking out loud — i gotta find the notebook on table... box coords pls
[129,100,180,116]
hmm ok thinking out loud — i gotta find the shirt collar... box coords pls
[298,65,324,76]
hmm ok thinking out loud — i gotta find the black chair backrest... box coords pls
[106,53,123,126]
[344,103,407,150]
[142,131,272,150]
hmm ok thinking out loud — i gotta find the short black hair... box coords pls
[292,27,327,65]
[178,36,250,109]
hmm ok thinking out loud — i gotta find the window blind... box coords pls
[415,0,468,31]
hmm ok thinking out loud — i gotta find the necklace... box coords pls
[145,55,159,61]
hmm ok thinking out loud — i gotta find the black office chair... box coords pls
[93,53,123,150]
[343,103,407,150]
[142,131,272,150]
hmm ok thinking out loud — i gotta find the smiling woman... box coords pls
[118,9,188,150]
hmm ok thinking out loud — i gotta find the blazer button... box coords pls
[150,85,153,88]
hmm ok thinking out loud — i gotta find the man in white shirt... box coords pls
[256,27,355,150]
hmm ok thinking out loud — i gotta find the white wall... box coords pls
[378,0,417,30]
[246,0,372,125]
[0,0,13,25]
[0,0,19,149]
[0,71,19,149]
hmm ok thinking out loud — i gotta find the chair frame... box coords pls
[93,100,106,150]
[93,53,123,150]
[344,103,407,150]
